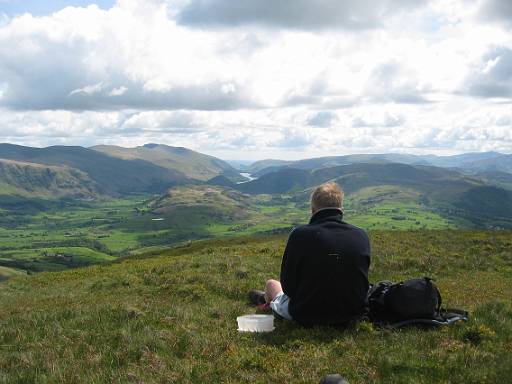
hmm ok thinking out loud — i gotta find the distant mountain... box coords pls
[451,154,512,174]
[237,168,312,194]
[426,152,503,168]
[0,143,191,195]
[207,175,237,188]
[246,159,294,174]
[247,154,430,176]
[92,144,243,182]
[0,159,103,200]
[1,143,510,225]
[238,162,481,196]
[224,160,254,171]
[0,143,247,201]
[248,152,511,177]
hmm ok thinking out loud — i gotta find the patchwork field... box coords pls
[0,230,511,383]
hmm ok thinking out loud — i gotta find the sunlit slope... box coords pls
[92,143,242,181]
[114,185,306,245]
[148,185,251,217]
[0,144,188,194]
[0,231,511,383]
[0,159,104,200]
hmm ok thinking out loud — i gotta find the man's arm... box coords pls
[280,229,301,298]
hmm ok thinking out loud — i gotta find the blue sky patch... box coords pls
[0,0,115,17]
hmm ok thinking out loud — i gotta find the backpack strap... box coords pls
[388,313,468,329]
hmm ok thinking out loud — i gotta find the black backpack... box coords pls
[367,277,467,327]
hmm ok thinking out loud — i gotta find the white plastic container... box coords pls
[237,314,275,333]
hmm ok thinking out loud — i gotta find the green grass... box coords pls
[348,202,454,230]
[0,197,150,271]
[1,230,511,383]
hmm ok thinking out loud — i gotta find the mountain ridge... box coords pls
[91,143,242,182]
[0,143,188,195]
[246,151,512,177]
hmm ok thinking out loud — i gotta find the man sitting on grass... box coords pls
[250,182,371,326]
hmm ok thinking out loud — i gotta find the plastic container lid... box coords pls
[237,314,275,333]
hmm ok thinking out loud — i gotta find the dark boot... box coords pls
[248,289,266,306]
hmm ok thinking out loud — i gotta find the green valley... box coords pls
[0,184,463,274]
[0,144,511,276]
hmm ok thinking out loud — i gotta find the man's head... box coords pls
[310,182,344,215]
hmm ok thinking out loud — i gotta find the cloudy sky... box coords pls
[0,0,511,160]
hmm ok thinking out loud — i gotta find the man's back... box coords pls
[280,208,371,326]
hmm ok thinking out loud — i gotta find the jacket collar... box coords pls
[309,207,344,224]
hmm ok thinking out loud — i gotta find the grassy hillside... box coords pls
[0,159,104,200]
[0,231,511,383]
[92,144,243,182]
[132,185,308,244]
[0,144,188,195]
[148,185,251,218]
[474,171,512,190]
[207,174,237,187]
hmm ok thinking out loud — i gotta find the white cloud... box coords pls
[108,86,128,96]
[0,2,255,111]
[0,0,511,159]
[365,61,432,104]
[352,112,405,128]
[69,81,106,96]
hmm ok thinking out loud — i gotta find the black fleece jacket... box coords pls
[280,208,371,326]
